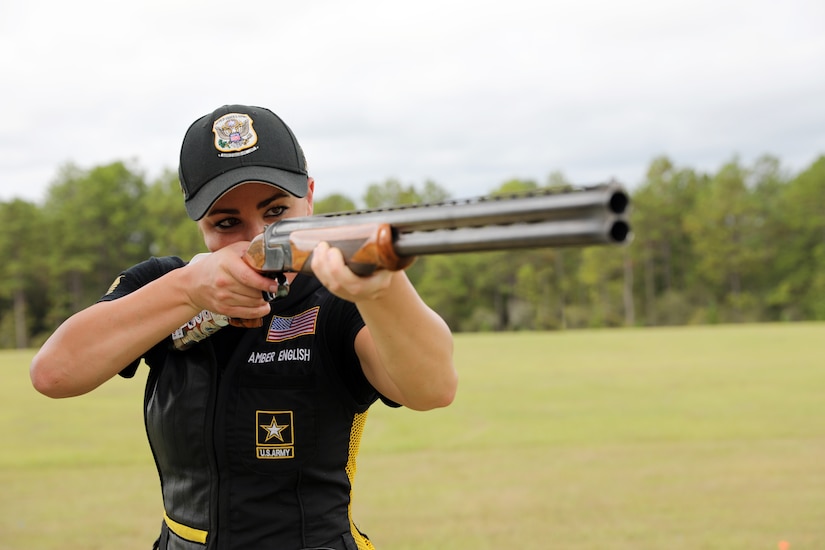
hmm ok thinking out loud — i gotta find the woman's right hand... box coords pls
[183,242,279,321]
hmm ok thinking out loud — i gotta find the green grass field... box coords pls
[2,323,823,549]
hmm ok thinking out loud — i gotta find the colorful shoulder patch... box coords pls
[105,275,125,296]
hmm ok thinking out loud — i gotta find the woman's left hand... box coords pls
[309,241,395,302]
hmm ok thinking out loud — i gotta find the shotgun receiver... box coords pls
[171,182,631,348]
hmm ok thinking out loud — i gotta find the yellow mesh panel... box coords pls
[347,410,376,550]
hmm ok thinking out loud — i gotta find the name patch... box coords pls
[247,348,311,364]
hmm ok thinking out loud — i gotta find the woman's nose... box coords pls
[244,222,267,242]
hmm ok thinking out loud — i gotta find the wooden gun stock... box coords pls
[244,223,416,276]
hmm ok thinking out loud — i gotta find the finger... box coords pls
[312,241,394,301]
[309,241,333,277]
[215,245,281,294]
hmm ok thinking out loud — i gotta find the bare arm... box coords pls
[30,243,278,398]
[310,242,457,411]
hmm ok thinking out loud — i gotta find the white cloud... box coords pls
[2,0,823,203]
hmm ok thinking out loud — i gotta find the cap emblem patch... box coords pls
[212,113,258,155]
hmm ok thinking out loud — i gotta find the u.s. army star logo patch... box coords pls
[256,410,295,459]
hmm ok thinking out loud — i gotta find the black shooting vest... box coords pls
[109,259,380,550]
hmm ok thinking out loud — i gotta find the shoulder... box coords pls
[132,256,188,276]
[316,286,365,339]
[100,256,187,302]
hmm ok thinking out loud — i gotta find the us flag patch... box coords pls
[266,306,320,342]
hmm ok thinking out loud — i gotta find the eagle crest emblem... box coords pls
[212,113,258,153]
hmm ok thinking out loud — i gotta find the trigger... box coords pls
[262,273,290,302]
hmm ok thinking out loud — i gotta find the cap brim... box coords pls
[184,166,308,220]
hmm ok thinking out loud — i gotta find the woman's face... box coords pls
[197,179,314,252]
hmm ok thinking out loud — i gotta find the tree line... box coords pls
[1,153,823,349]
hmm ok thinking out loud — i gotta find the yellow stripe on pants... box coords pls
[163,511,209,544]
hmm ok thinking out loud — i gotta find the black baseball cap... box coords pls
[179,104,309,220]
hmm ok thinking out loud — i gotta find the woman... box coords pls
[31,104,457,550]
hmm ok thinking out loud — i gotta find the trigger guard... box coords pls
[262,273,290,302]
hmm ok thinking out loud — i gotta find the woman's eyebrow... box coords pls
[257,191,288,209]
[207,191,289,216]
[206,206,239,216]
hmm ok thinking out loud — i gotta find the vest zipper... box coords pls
[204,342,221,549]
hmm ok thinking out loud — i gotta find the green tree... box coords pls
[413,254,488,331]
[20,151,825,337]
[0,199,46,348]
[143,169,205,259]
[465,177,597,331]
[631,156,705,325]
[44,161,150,323]
[492,178,539,195]
[745,155,792,320]
[419,179,452,203]
[578,245,627,327]
[363,178,420,207]
[363,178,450,208]
[683,158,765,322]
[768,155,825,319]
[512,249,564,330]
[314,193,357,214]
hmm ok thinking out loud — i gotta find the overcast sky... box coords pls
[2,0,824,204]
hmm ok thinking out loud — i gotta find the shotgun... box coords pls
[172,181,631,349]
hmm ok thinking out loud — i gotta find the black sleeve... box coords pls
[319,294,400,409]
[100,256,186,302]
[98,256,186,378]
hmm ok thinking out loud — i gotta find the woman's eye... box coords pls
[215,218,239,229]
[266,206,288,218]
